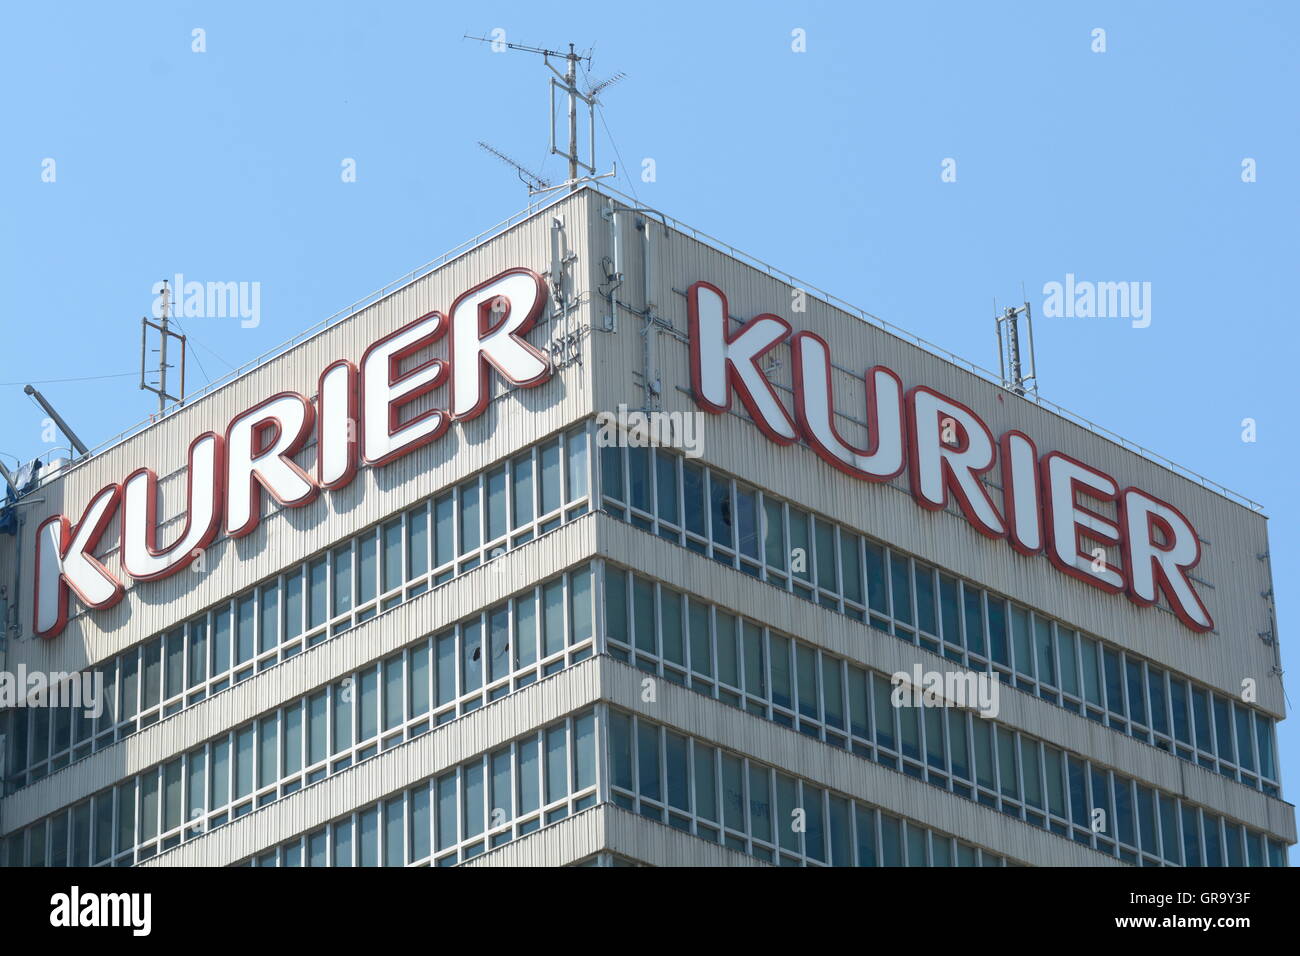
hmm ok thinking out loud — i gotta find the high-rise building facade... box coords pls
[0,186,1291,867]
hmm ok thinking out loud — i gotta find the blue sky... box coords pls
[2,1,1297,859]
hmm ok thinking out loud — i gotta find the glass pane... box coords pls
[604,567,627,646]
[544,579,566,657]
[514,592,537,670]
[566,428,589,501]
[655,449,678,525]
[764,498,785,570]
[814,520,836,592]
[710,473,733,549]
[716,612,739,688]
[770,635,792,711]
[790,510,812,584]
[540,440,561,514]
[693,743,717,821]
[237,595,256,664]
[638,722,661,801]
[331,547,351,618]
[259,584,279,654]
[513,454,535,527]
[407,505,429,579]
[938,574,960,644]
[382,519,403,592]
[486,467,507,541]
[688,601,712,677]
[744,623,767,700]
[358,534,377,605]
[462,621,483,695]
[737,487,759,560]
[683,462,706,536]
[459,480,480,555]
[661,588,684,666]
[434,494,454,567]
[915,564,936,635]
[570,567,592,646]
[599,444,622,502]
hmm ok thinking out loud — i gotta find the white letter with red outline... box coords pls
[1000,430,1043,555]
[33,484,124,638]
[448,268,551,421]
[360,313,448,467]
[1121,487,1213,631]
[1041,451,1125,593]
[687,281,799,444]
[906,387,1005,538]
[790,331,905,481]
[122,431,224,580]
[225,392,318,538]
[318,359,359,488]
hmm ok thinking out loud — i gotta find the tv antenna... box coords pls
[477,141,552,193]
[140,279,187,415]
[464,35,623,193]
[994,296,1038,398]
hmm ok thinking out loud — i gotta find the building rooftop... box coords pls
[12,183,1264,515]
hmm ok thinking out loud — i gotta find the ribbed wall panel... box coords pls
[0,517,599,832]
[3,191,595,677]
[597,656,1118,867]
[597,514,1294,842]
[140,657,605,867]
[585,194,1282,718]
[463,804,767,867]
[140,656,1120,867]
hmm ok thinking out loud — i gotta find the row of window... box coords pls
[8,421,1277,803]
[605,566,1287,867]
[235,710,598,867]
[599,441,1280,795]
[238,706,1014,868]
[609,709,1009,866]
[4,427,592,792]
[2,567,595,867]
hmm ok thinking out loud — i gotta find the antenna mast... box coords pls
[995,300,1038,397]
[140,279,187,416]
[465,35,621,194]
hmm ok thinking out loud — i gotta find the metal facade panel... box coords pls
[0,518,599,831]
[597,655,1119,866]
[139,657,605,867]
[584,191,1282,717]
[595,514,1294,842]
[2,192,597,677]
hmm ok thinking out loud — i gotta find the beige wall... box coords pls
[1,190,598,678]
[585,191,1283,719]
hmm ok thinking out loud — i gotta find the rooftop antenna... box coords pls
[477,140,552,193]
[464,35,621,194]
[140,279,187,416]
[994,295,1038,398]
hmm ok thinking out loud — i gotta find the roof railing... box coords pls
[31,182,1263,514]
[592,183,1263,514]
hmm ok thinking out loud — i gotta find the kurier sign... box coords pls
[30,266,1214,641]
[33,268,551,639]
[686,281,1214,634]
